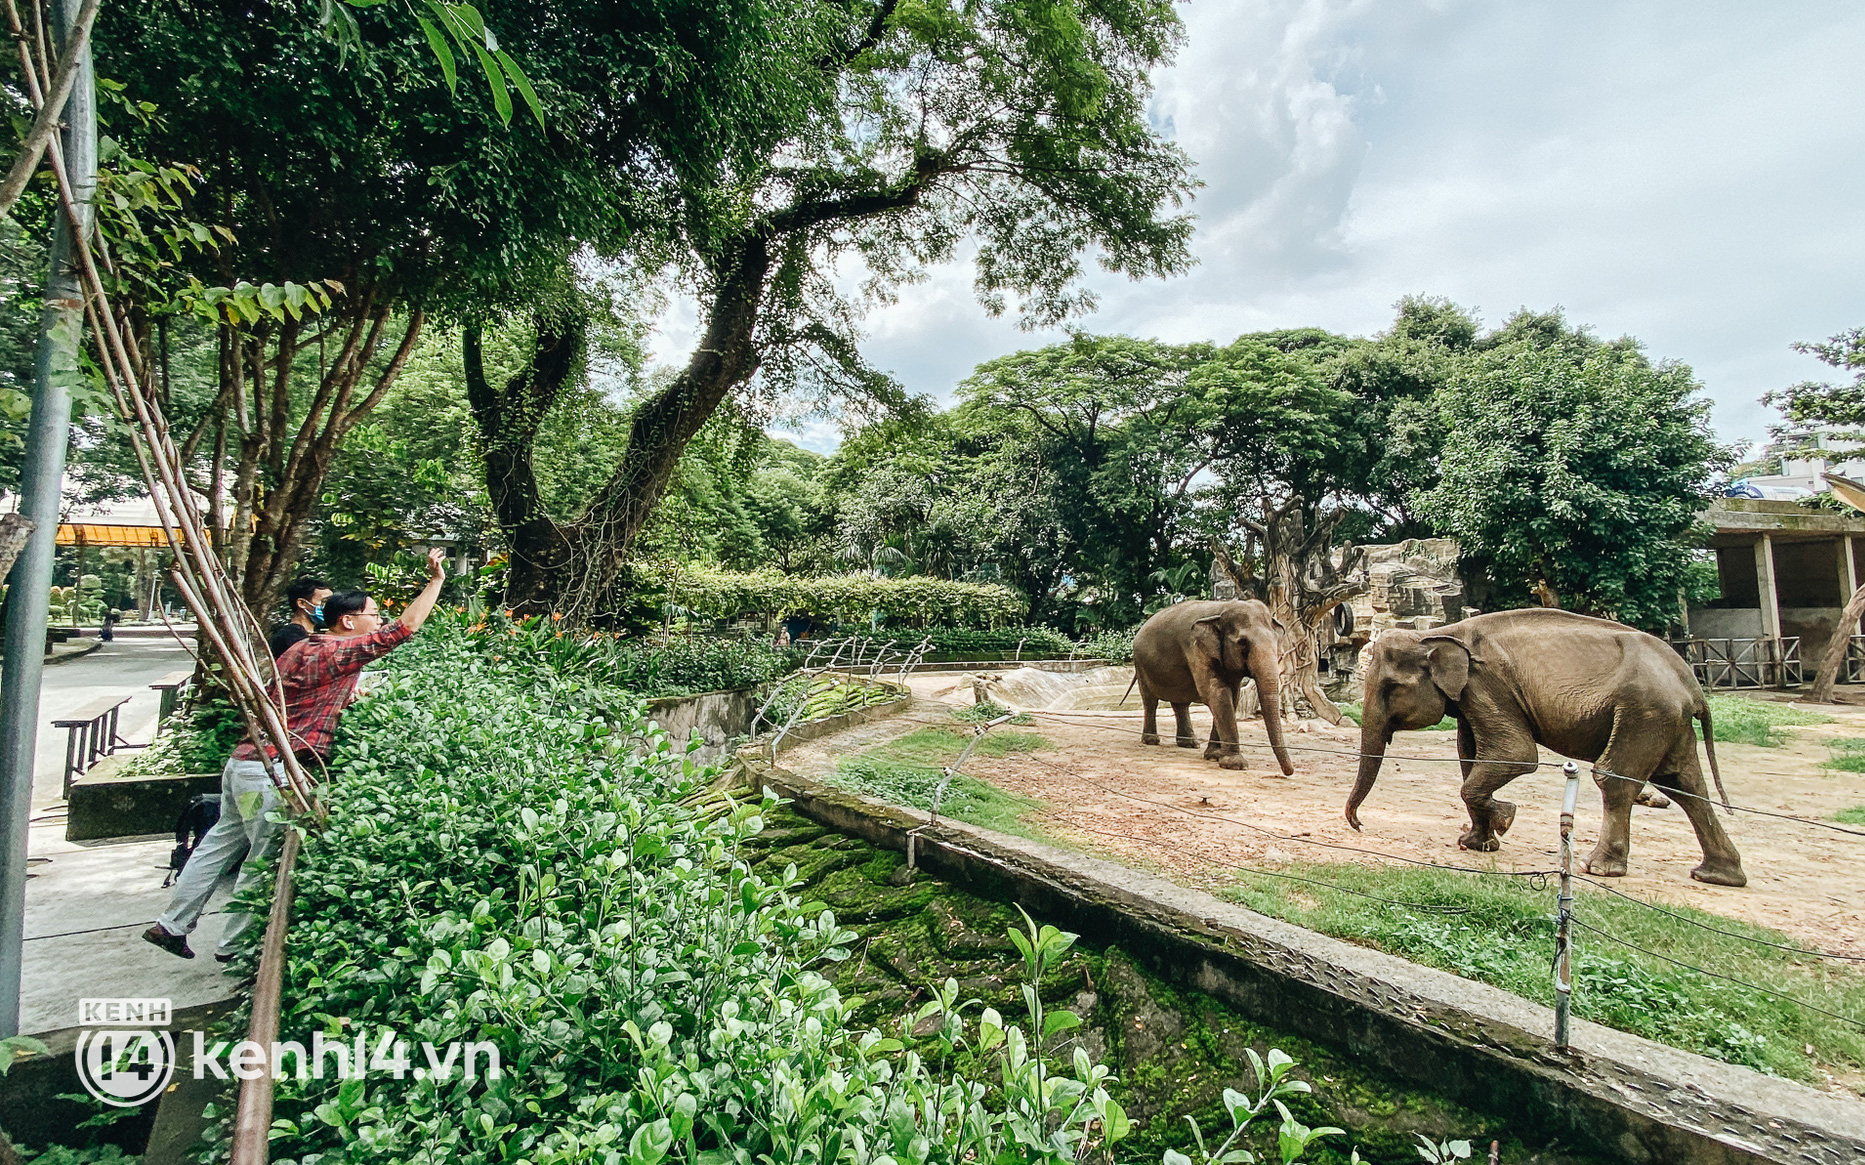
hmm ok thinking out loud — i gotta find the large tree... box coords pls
[1414,311,1728,628]
[469,0,1197,619]
[94,0,812,613]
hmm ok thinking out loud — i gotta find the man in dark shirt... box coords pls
[145,549,446,961]
[268,576,331,660]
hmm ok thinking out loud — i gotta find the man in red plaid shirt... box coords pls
[145,548,449,962]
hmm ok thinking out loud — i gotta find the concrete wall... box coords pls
[1783,607,1847,662]
[1687,607,1766,638]
[644,685,775,764]
[738,761,1865,1164]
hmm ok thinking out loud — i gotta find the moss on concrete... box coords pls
[742,807,1606,1165]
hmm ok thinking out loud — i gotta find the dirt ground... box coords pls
[783,676,1865,960]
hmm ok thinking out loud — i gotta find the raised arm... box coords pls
[398,548,449,634]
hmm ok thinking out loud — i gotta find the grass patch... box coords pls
[1218,862,1865,1084]
[1837,806,1865,825]
[833,726,1049,837]
[950,700,1032,726]
[1823,739,1865,773]
[1339,703,1456,731]
[1705,693,1830,747]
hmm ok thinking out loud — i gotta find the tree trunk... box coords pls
[1809,584,1865,702]
[1213,498,1366,726]
[463,319,584,614]
[554,237,772,622]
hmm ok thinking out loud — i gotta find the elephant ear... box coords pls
[1422,637,1473,701]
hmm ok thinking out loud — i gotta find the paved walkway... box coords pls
[18,638,242,1036]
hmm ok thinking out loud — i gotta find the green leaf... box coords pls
[494,49,544,129]
[465,38,511,125]
[416,15,458,92]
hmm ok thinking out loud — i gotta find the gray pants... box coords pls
[155,757,284,955]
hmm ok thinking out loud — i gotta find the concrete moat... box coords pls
[743,807,1610,1165]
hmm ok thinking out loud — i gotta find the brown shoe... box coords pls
[143,925,194,959]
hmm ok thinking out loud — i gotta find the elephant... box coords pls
[1345,608,1745,886]
[1129,599,1294,774]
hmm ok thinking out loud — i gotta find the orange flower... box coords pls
[551,612,563,621]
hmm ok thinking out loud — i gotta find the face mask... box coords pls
[310,603,324,625]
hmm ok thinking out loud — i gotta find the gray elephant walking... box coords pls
[1346,608,1745,886]
[1130,599,1295,774]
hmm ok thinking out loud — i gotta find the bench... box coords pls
[149,670,193,728]
[52,695,141,797]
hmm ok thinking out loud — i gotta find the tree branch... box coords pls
[0,0,99,220]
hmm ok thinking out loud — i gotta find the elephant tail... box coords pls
[1121,671,1138,708]
[1697,702,1731,812]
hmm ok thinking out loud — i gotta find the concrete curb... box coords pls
[735,753,1865,1165]
[42,639,102,665]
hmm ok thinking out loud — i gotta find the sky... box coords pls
[649,1,1865,455]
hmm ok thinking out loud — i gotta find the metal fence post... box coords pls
[1555,760,1580,1049]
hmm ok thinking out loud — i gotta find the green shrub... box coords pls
[911,625,1073,659]
[464,613,800,697]
[118,696,243,777]
[1705,694,1829,747]
[608,634,799,696]
[634,563,1025,625]
[1077,625,1138,664]
[205,623,1193,1165]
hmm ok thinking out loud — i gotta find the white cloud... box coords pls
[646,1,1865,451]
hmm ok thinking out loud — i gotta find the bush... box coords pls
[118,696,243,777]
[634,562,1024,625]
[913,625,1073,659]
[463,612,800,697]
[208,623,1162,1165]
[609,635,799,696]
[1077,625,1138,664]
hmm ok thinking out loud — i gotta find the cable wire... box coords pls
[891,709,1865,966]
[1002,707,1865,838]
[1569,918,1865,1033]
[1572,877,1865,963]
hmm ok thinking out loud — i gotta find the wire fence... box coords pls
[853,703,1865,1045]
[998,706,1865,839]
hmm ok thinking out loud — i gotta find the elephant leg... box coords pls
[1635,784,1672,809]
[1650,733,1746,887]
[1585,712,1672,877]
[1204,718,1222,760]
[1141,691,1161,746]
[1172,703,1198,748]
[1203,682,1248,771]
[1457,729,1536,852]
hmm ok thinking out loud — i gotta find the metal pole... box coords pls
[1554,760,1580,1049]
[0,0,93,1037]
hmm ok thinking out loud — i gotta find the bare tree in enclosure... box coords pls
[1212,496,1367,725]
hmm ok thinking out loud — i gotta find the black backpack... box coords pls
[163,794,222,887]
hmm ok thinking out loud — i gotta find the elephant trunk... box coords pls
[1345,719,1388,831]
[1251,639,1294,775]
